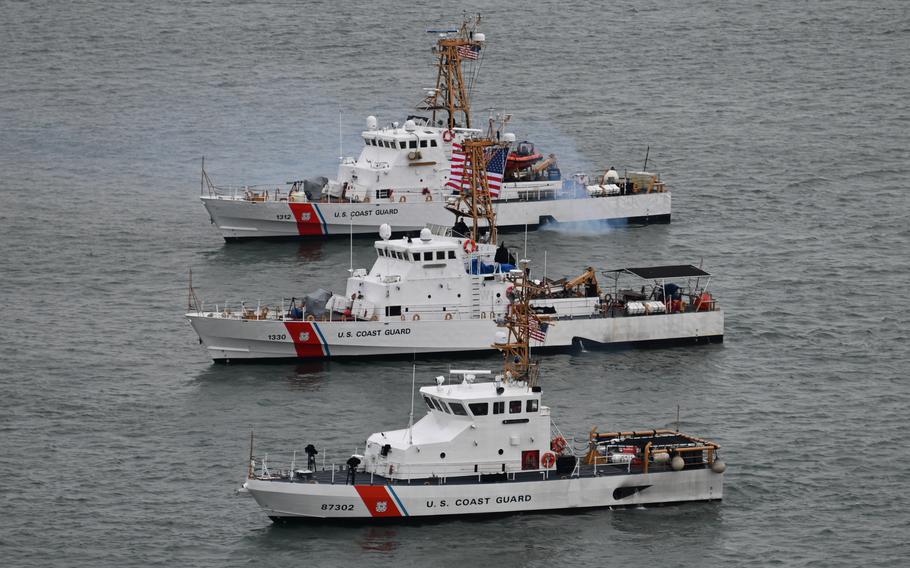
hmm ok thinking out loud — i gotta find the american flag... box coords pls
[484,146,508,198]
[529,318,549,342]
[448,145,508,197]
[446,142,465,191]
[458,45,480,60]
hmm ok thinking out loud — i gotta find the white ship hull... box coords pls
[243,468,722,522]
[202,192,671,240]
[187,310,723,361]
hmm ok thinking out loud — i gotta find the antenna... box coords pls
[417,14,483,129]
[676,403,680,433]
[408,360,417,444]
[643,145,650,171]
[339,112,343,161]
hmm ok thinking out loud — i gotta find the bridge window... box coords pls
[468,402,488,416]
[423,396,434,410]
[423,252,433,261]
[399,141,406,149]
[431,398,443,412]
[431,140,438,147]
[409,140,417,149]
[526,399,539,412]
[509,400,522,414]
[420,140,428,148]
[411,253,419,261]
[448,250,456,259]
[385,306,401,317]
[436,251,445,260]
[449,402,468,416]
[493,401,504,415]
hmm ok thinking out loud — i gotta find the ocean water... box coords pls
[1,1,909,566]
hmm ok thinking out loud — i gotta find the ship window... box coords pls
[526,399,539,413]
[385,306,401,317]
[399,141,406,149]
[469,402,488,416]
[409,140,417,149]
[377,249,384,257]
[431,140,438,147]
[439,401,452,414]
[448,250,456,259]
[411,253,419,261]
[377,189,391,199]
[423,252,432,261]
[423,396,434,409]
[436,251,445,260]
[420,140,428,148]
[449,402,468,416]
[509,400,522,414]
[493,401,504,415]
[431,397,443,411]
[397,252,405,260]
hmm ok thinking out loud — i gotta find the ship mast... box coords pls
[494,260,547,387]
[419,15,484,129]
[449,137,501,244]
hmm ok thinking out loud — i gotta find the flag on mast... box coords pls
[529,318,549,342]
[457,45,480,60]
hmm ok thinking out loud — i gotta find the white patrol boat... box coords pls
[200,19,671,241]
[185,225,723,361]
[239,263,725,522]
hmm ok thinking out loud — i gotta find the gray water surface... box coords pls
[2,1,909,566]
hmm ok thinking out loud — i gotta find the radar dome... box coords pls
[379,223,392,241]
[366,115,378,130]
[404,119,416,132]
[474,33,485,42]
[502,132,516,143]
[419,227,432,242]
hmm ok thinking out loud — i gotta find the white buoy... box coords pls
[711,460,727,473]
[671,455,685,471]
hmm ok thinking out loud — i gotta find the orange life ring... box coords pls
[463,239,477,253]
[306,315,315,322]
[444,313,453,320]
[425,194,432,202]
[399,195,406,203]
[550,436,568,454]
[442,129,454,142]
[412,314,421,321]
[541,452,556,468]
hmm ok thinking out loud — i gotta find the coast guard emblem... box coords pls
[299,332,310,342]
[375,501,388,513]
[301,212,311,221]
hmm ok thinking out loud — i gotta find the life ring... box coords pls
[444,313,453,320]
[306,315,315,322]
[413,314,421,321]
[442,129,454,142]
[480,311,486,319]
[463,239,477,253]
[541,452,556,468]
[550,436,568,454]
[400,315,406,321]
[399,195,406,203]
[425,194,432,202]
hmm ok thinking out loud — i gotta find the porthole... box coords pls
[440,452,446,459]
[498,449,504,455]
